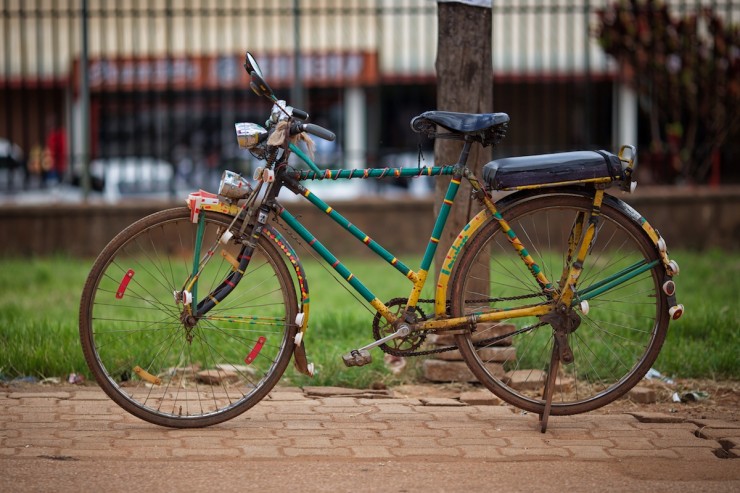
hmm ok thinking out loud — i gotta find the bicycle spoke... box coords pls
[451,193,668,416]
[80,208,297,427]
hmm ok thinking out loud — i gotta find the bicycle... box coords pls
[79,52,684,431]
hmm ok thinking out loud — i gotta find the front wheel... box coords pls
[79,207,298,427]
[450,192,670,415]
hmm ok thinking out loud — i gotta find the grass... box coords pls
[0,250,738,386]
[649,249,740,380]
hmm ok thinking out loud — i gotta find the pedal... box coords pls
[342,349,372,367]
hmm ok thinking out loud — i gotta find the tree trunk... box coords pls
[433,2,493,278]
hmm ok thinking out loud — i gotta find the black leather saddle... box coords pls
[483,151,624,190]
[411,111,510,147]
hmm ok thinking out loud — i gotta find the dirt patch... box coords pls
[598,378,740,422]
[392,378,740,422]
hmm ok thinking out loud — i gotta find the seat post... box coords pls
[455,139,474,169]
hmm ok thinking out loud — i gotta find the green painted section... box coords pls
[575,259,659,303]
[290,143,322,174]
[421,179,460,271]
[303,188,412,276]
[191,212,206,313]
[499,217,550,291]
[289,166,456,181]
[278,208,376,303]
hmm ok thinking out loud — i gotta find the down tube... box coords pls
[421,175,462,271]
[277,207,378,304]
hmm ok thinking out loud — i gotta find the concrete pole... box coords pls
[79,0,91,199]
[344,87,366,169]
[613,82,638,148]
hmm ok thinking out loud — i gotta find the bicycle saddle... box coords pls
[411,111,510,147]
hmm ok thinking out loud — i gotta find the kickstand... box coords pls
[539,340,561,433]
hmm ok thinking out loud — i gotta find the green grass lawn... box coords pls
[0,250,738,386]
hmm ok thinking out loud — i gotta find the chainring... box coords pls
[372,298,428,356]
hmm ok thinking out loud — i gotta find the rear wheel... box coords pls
[79,207,297,427]
[450,192,669,415]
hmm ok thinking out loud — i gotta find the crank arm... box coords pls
[356,324,411,353]
[342,324,413,368]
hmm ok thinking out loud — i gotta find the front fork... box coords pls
[179,207,268,319]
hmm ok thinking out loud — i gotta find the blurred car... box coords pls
[0,138,25,190]
[87,157,175,202]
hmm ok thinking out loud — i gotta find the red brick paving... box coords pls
[1,384,738,463]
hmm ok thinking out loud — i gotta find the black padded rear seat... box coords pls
[483,150,623,190]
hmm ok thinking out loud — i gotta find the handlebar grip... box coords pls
[302,123,336,142]
[292,108,309,120]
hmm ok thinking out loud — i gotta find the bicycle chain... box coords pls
[375,294,548,358]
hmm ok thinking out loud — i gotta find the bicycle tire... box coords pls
[79,207,298,427]
[450,191,669,415]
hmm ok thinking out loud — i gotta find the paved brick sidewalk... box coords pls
[1,384,738,492]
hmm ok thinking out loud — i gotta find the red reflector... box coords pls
[244,336,267,364]
[116,270,135,299]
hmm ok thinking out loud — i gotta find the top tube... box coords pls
[288,141,457,180]
[287,166,457,181]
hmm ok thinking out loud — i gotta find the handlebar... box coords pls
[291,108,309,121]
[242,52,335,144]
[291,122,336,142]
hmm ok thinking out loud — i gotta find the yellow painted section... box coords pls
[371,298,397,324]
[407,269,428,307]
[220,250,240,270]
[559,189,604,305]
[133,365,162,385]
[201,202,240,216]
[434,209,492,316]
[504,177,613,191]
[185,274,199,292]
[300,304,310,333]
[640,218,672,267]
[420,303,552,331]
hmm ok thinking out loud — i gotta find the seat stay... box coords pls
[556,188,606,308]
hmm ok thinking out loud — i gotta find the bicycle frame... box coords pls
[78,50,686,430]
[185,142,672,342]
[265,141,559,333]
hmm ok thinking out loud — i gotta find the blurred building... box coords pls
[0,0,737,196]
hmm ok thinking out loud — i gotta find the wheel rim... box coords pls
[82,210,296,425]
[453,196,668,414]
